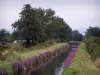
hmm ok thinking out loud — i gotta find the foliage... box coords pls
[84,27,100,59]
[12,4,72,47]
[43,39,56,45]
[84,36,100,60]
[85,26,100,37]
[72,30,83,41]
[10,44,24,52]
[0,44,10,51]
[44,16,72,42]
[0,29,11,44]
[84,36,100,44]
[58,25,72,42]
[0,29,11,52]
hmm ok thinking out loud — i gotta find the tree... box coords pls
[44,16,65,39]
[58,25,72,42]
[72,30,83,41]
[12,4,73,47]
[0,29,10,44]
[12,4,55,47]
[85,26,100,37]
[44,16,72,42]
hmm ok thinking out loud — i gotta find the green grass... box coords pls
[63,67,100,75]
[6,43,68,61]
[62,43,100,75]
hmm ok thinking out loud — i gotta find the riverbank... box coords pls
[0,43,69,75]
[62,43,100,75]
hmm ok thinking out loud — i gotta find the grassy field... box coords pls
[62,43,100,75]
[0,43,68,74]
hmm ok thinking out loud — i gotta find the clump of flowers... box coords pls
[12,61,25,75]
[0,68,7,75]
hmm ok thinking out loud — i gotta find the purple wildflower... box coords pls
[12,61,24,75]
[64,48,77,67]
[25,58,33,66]
[0,68,7,75]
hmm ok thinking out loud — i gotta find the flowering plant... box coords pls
[64,48,77,67]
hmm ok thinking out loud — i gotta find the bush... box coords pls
[91,44,100,60]
[32,39,56,50]
[44,39,56,45]
[10,44,24,52]
[84,36,100,60]
[0,44,10,51]
[84,36,100,44]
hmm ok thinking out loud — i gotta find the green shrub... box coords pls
[84,36,100,59]
[91,44,100,59]
[11,44,24,52]
[0,44,10,51]
[44,39,56,45]
[31,39,56,50]
[84,36,100,44]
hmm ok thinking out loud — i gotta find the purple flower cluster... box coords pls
[0,45,67,75]
[64,47,77,67]
[0,68,7,75]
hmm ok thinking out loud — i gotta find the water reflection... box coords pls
[54,49,71,75]
[31,49,71,75]
[55,63,64,75]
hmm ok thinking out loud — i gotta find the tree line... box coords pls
[2,4,100,48]
[11,4,73,47]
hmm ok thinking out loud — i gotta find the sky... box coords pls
[0,0,100,34]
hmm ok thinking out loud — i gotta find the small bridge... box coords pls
[68,41,81,48]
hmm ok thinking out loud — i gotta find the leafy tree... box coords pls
[12,4,73,47]
[85,26,100,37]
[12,4,55,47]
[58,25,72,42]
[44,16,72,42]
[0,29,10,44]
[72,30,83,41]
[44,16,65,39]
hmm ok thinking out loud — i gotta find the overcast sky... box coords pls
[0,0,100,34]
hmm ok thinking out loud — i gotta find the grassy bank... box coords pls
[0,43,69,74]
[1,43,68,62]
[62,43,100,75]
